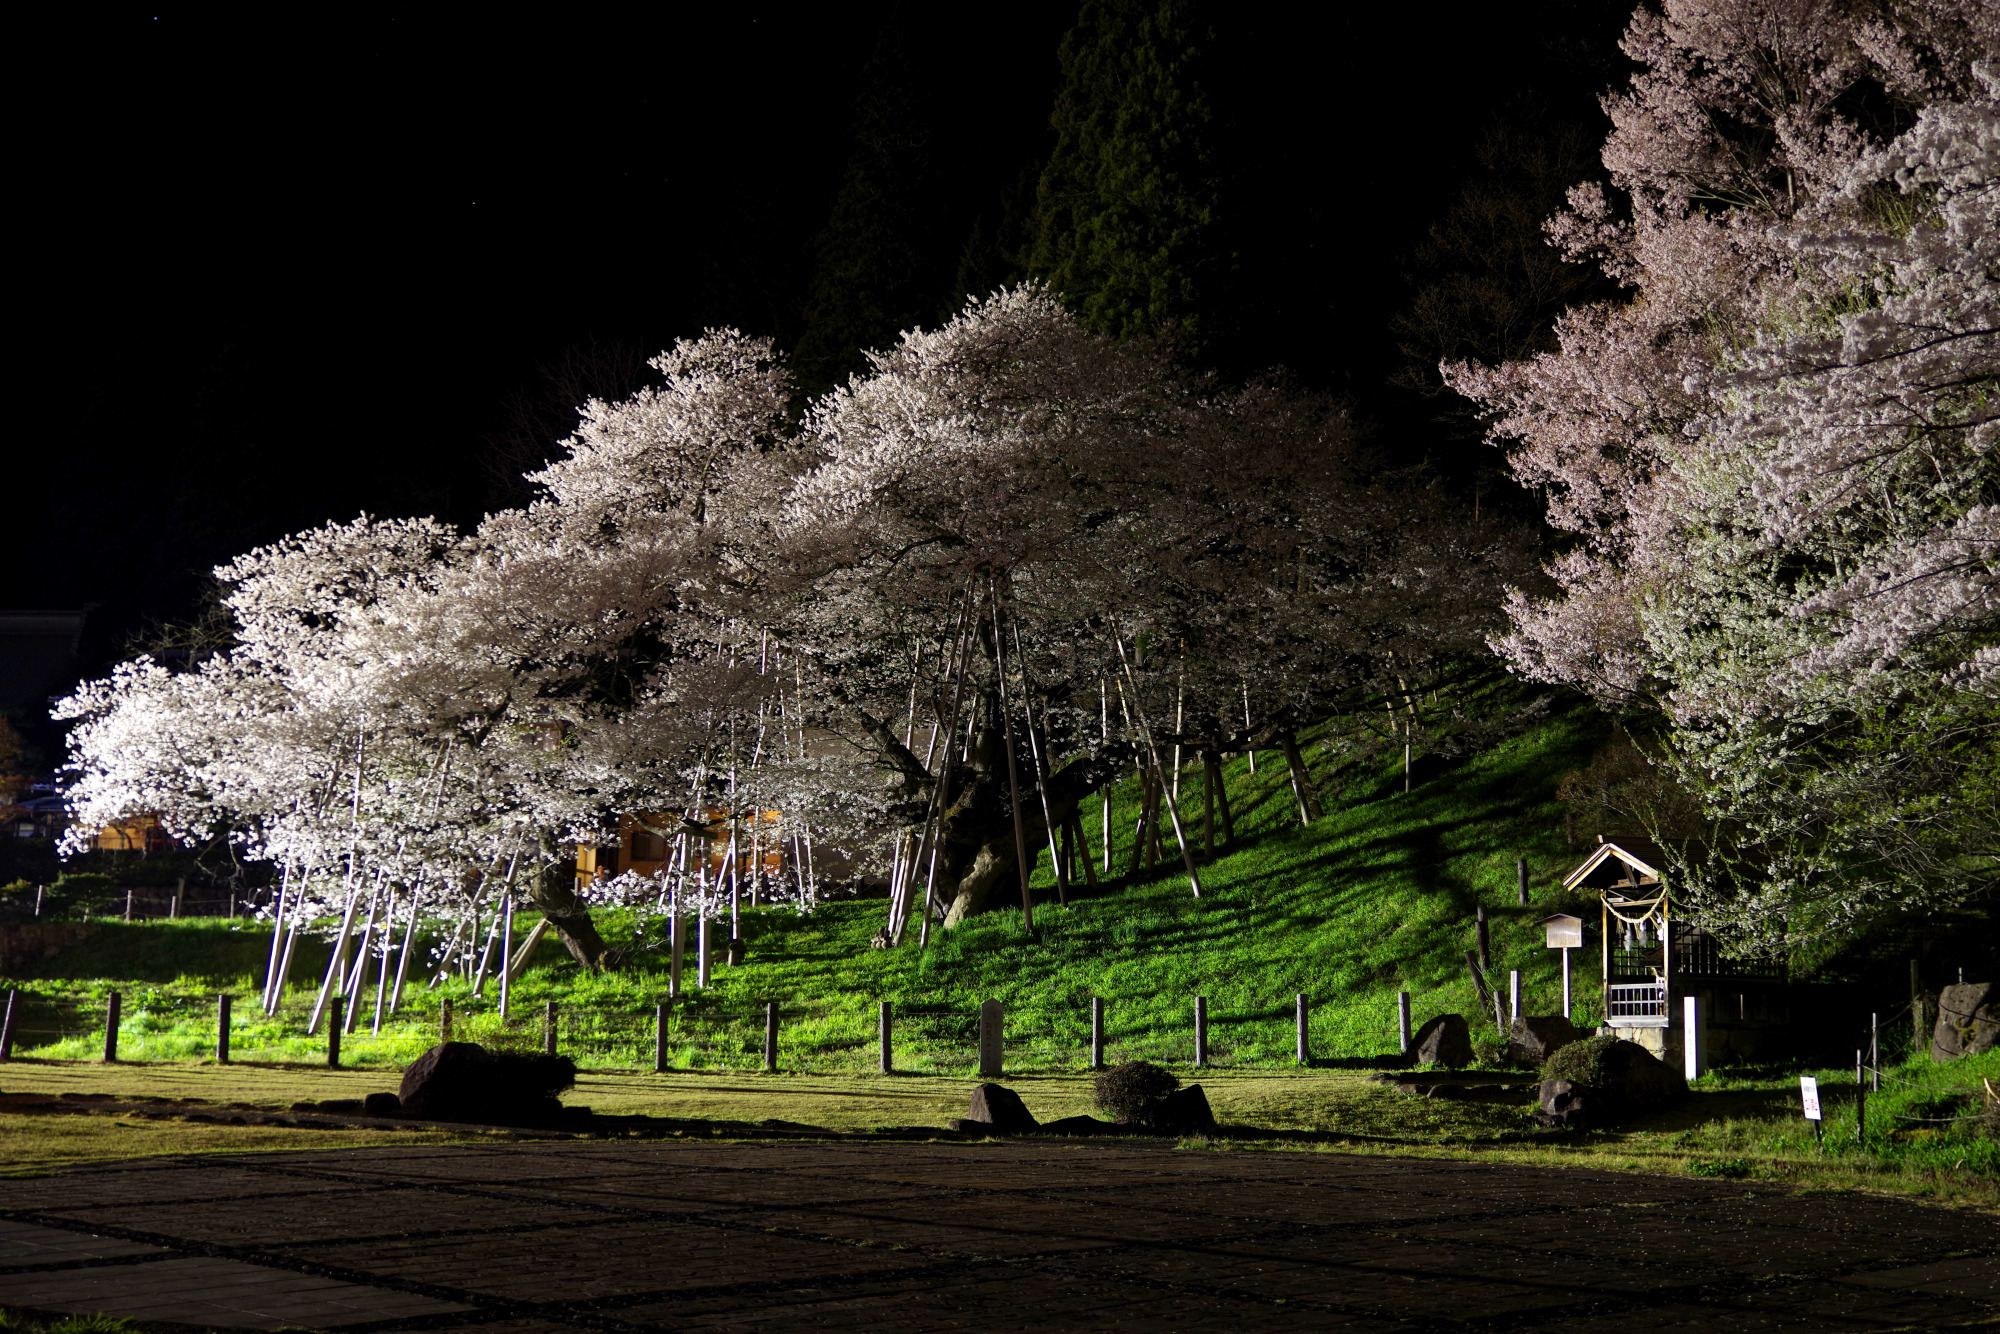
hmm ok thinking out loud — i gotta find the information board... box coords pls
[1799,1075,1822,1121]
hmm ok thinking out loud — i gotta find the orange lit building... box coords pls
[576,809,783,890]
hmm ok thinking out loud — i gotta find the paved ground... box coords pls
[0,1141,1994,1332]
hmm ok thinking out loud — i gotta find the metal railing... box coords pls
[1606,980,1667,1019]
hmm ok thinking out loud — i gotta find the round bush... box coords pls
[1542,1034,1622,1088]
[1094,1060,1180,1124]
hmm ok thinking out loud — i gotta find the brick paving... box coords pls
[0,1140,1994,1331]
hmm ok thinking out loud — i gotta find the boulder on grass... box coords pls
[397,1042,577,1126]
[1931,983,1998,1061]
[1535,1036,1684,1127]
[966,1083,1038,1133]
[1150,1084,1216,1134]
[1038,1114,1113,1136]
[1411,1014,1473,1069]
[362,1091,402,1118]
[1509,1014,1584,1066]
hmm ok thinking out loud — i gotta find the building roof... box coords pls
[1561,838,1665,893]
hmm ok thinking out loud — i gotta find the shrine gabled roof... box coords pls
[1562,839,1664,893]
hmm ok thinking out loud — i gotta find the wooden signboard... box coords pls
[1540,914,1584,949]
[1799,1075,1822,1121]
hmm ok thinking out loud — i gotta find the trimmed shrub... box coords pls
[1094,1060,1179,1125]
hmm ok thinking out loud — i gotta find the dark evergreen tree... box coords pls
[792,24,941,396]
[1028,0,1228,356]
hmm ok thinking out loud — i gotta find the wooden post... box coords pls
[124,889,134,922]
[1475,905,1489,973]
[1870,1012,1880,1090]
[441,998,453,1044]
[544,1000,558,1057]
[1911,960,1924,1058]
[103,991,121,1063]
[1855,1049,1866,1143]
[1516,859,1528,906]
[654,1001,671,1073]
[1090,996,1105,1071]
[978,999,1003,1078]
[499,897,515,1019]
[1561,947,1572,1019]
[171,877,183,919]
[763,1001,779,1072]
[327,997,343,1068]
[698,914,711,989]
[1508,970,1521,1023]
[879,1001,893,1074]
[1682,995,1706,1081]
[216,994,231,1064]
[1295,993,1309,1065]
[0,989,18,1060]
[1398,991,1412,1054]
[1193,996,1207,1068]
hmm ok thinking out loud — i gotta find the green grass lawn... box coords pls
[3,684,1994,1208]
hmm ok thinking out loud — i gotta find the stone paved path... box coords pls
[1,1141,1995,1331]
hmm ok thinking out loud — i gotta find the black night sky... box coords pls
[13,4,1629,696]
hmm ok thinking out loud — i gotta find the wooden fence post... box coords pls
[1855,1049,1866,1143]
[327,997,343,1068]
[1194,997,1207,1068]
[654,1001,671,1073]
[1517,858,1528,906]
[879,1001,893,1074]
[216,994,231,1064]
[764,1001,779,1072]
[978,999,1003,1078]
[1295,993,1309,1065]
[1090,997,1105,1071]
[124,889,134,922]
[545,1001,558,1057]
[1398,991,1412,1055]
[103,991,121,1063]
[1509,970,1521,1023]
[0,990,17,1061]
[1475,905,1489,972]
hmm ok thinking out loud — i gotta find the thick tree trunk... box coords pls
[533,855,608,969]
[941,840,1019,928]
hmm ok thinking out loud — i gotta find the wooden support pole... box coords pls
[1870,1012,1880,1090]
[655,1001,671,1073]
[1475,905,1490,973]
[879,1001,893,1074]
[764,1001,779,1072]
[545,1000,558,1057]
[669,906,683,998]
[327,997,343,1068]
[1296,993,1309,1066]
[103,991,121,1063]
[1517,859,1529,906]
[698,913,711,989]
[216,994,231,1064]
[0,989,17,1061]
[1193,996,1207,1068]
[1090,996,1105,1071]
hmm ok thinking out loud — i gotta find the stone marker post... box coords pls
[1295,993,1309,1065]
[879,1001,893,1074]
[327,997,343,1068]
[216,994,231,1064]
[1090,997,1105,1071]
[1398,991,1412,1055]
[103,991,121,1063]
[1682,995,1706,1080]
[1194,997,1208,1068]
[764,1001,779,1072]
[978,999,1004,1078]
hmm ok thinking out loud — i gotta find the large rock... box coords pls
[397,1042,577,1126]
[1931,983,1998,1061]
[1535,1036,1684,1127]
[1411,1014,1473,1069]
[966,1083,1038,1133]
[1509,1014,1584,1066]
[1149,1084,1216,1134]
[1037,1114,1113,1136]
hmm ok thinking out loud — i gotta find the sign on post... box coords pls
[1799,1075,1821,1120]
[1541,915,1584,1019]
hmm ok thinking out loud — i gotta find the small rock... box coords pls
[1509,1014,1584,1066]
[1037,1114,1112,1136]
[966,1083,1038,1133]
[1931,983,1997,1061]
[1411,1014,1473,1068]
[1536,1077,1591,1127]
[363,1092,402,1118]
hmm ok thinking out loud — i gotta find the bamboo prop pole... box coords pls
[498,894,516,1018]
[1100,681,1112,875]
[271,918,301,1014]
[1115,641,1204,898]
[1010,616,1068,906]
[1067,811,1099,888]
[387,887,421,1019]
[1170,675,1185,803]
[342,875,387,1030]
[1127,769,1158,879]
[371,889,397,1033]
[506,917,550,981]
[469,908,504,997]
[261,854,297,1011]
[1243,682,1257,773]
[908,585,979,947]
[468,835,526,994]
[306,883,363,1035]
[988,578,1036,929]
